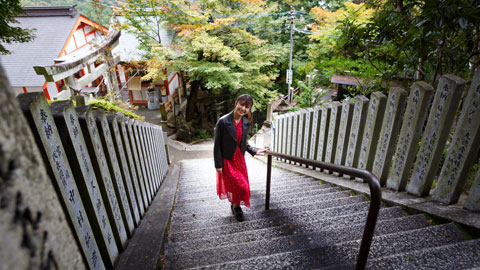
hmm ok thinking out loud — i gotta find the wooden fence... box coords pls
[17,92,169,269]
[272,70,480,212]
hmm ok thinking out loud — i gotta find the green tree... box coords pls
[118,0,284,124]
[1,0,34,54]
[363,0,480,83]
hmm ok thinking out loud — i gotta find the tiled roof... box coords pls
[0,11,79,87]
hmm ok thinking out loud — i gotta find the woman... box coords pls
[214,94,266,221]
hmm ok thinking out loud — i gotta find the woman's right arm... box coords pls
[213,119,223,171]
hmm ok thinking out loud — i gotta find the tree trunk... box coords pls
[185,80,201,122]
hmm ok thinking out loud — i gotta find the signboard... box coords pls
[286,69,293,84]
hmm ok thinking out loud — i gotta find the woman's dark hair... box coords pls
[235,94,254,121]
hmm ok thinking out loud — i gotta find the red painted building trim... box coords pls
[42,82,51,100]
[129,90,148,103]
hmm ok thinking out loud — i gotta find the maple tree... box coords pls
[117,0,284,125]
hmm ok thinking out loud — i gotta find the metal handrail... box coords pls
[264,150,382,270]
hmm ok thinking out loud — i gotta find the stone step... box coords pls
[165,213,428,255]
[174,183,335,206]
[170,194,364,232]
[168,204,404,243]
[164,223,464,269]
[173,187,345,215]
[173,190,352,216]
[171,195,366,225]
[175,178,326,198]
[325,238,480,270]
[364,238,480,270]
[178,174,312,188]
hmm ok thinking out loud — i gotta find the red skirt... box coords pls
[216,146,250,207]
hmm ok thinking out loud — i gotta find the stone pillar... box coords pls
[107,114,141,226]
[136,121,154,200]
[309,106,321,162]
[325,102,342,174]
[316,104,331,170]
[159,126,169,179]
[433,69,480,204]
[408,75,466,196]
[145,123,159,192]
[372,87,408,185]
[94,111,135,237]
[465,167,480,211]
[272,117,279,154]
[126,119,150,209]
[142,123,158,192]
[386,82,434,191]
[344,96,369,178]
[285,112,293,159]
[51,101,118,268]
[291,112,299,162]
[334,99,354,176]
[265,102,273,125]
[18,93,104,269]
[302,108,314,167]
[76,106,129,251]
[280,114,288,161]
[357,92,387,181]
[148,124,161,189]
[296,110,305,159]
[119,117,146,216]
[5,87,84,269]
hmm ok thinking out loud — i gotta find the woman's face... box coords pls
[234,100,251,117]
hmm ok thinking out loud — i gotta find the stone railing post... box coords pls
[126,119,150,209]
[296,110,306,162]
[465,167,480,211]
[309,106,321,163]
[302,108,314,168]
[18,93,104,269]
[334,99,354,176]
[357,92,387,181]
[372,87,407,185]
[433,69,480,204]
[325,101,342,174]
[107,114,141,226]
[316,104,331,170]
[408,75,466,196]
[95,111,135,237]
[119,117,146,216]
[386,82,434,191]
[76,106,129,251]
[344,96,369,178]
[51,101,118,268]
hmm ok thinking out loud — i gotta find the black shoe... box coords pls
[232,206,244,222]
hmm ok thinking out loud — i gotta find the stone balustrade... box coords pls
[17,92,170,269]
[271,70,480,212]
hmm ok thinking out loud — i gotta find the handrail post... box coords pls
[355,172,382,270]
[264,150,381,269]
[265,154,272,210]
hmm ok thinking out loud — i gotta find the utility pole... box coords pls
[287,7,295,104]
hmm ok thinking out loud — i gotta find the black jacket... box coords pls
[214,111,257,169]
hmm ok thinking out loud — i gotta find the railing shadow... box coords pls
[265,150,381,270]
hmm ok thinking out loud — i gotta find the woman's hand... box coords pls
[216,168,223,174]
[255,149,267,156]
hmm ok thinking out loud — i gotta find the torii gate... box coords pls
[34,27,121,101]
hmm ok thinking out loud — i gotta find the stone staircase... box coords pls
[162,157,480,269]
